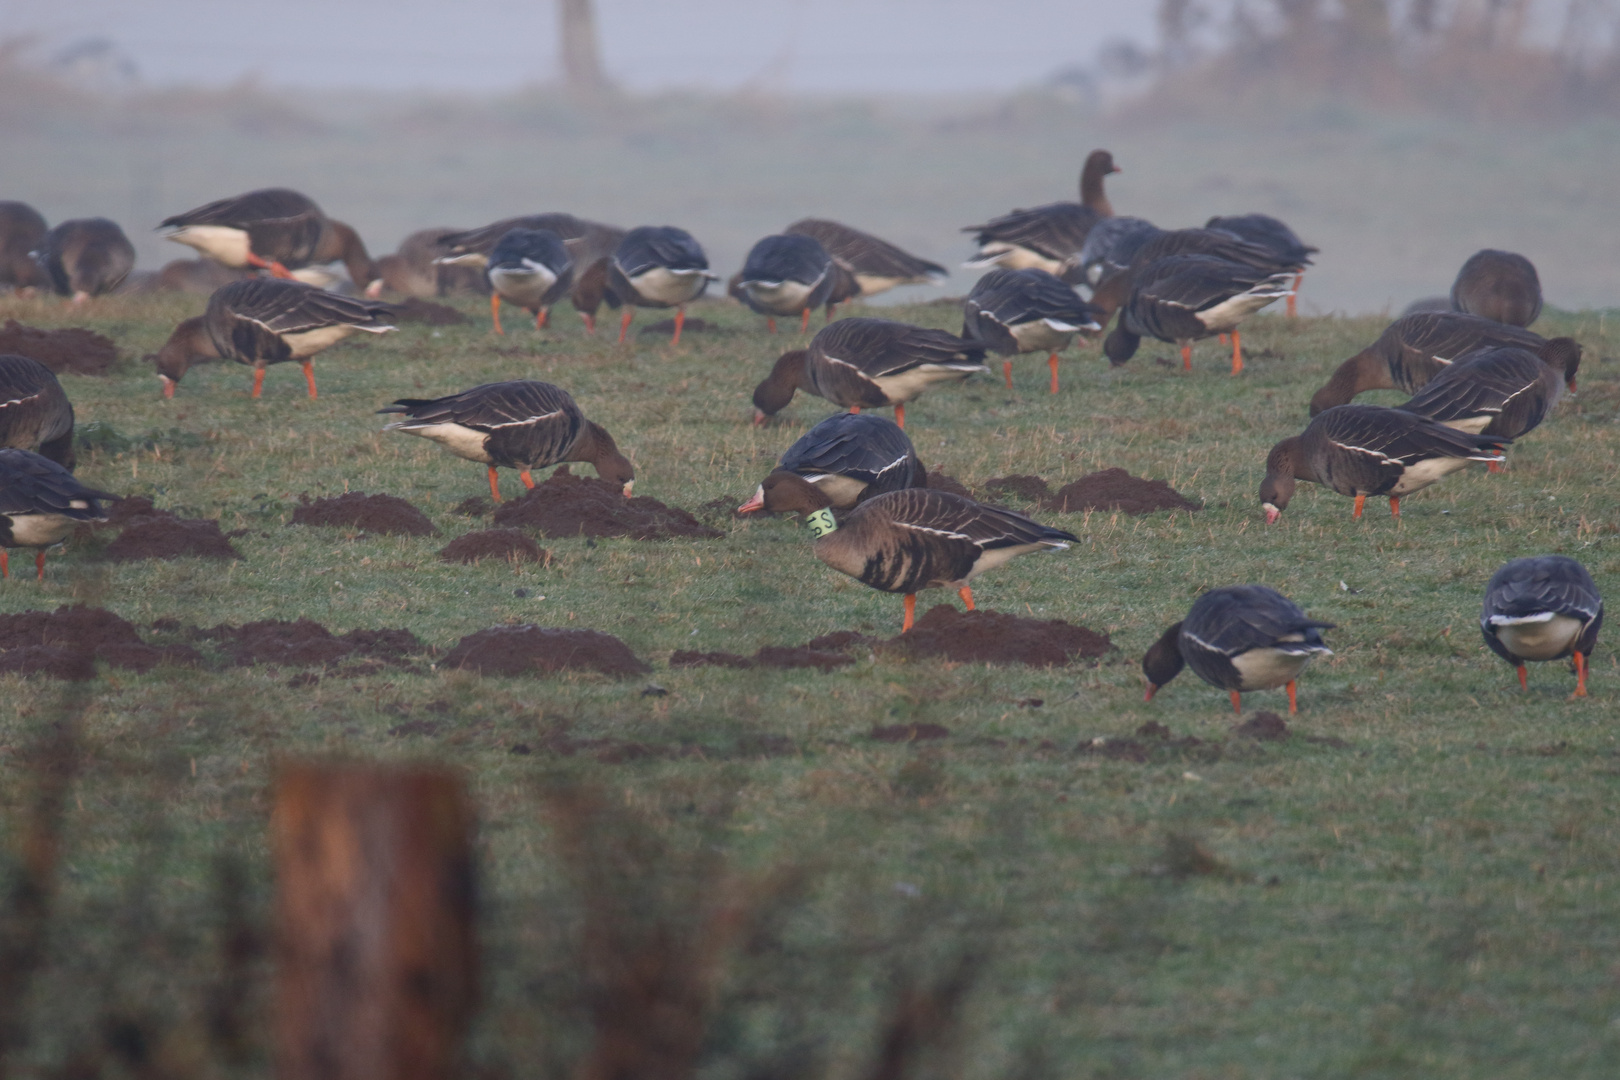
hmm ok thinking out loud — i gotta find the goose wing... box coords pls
[161,188,321,230]
[1184,585,1334,659]
[1123,255,1292,340]
[1204,214,1317,266]
[740,235,831,286]
[1309,404,1508,494]
[438,213,600,257]
[615,226,710,275]
[785,219,946,283]
[0,448,115,519]
[1481,555,1603,663]
[815,318,985,378]
[967,268,1099,330]
[779,413,923,495]
[1073,216,1161,284]
[1398,347,1552,435]
[1391,312,1544,365]
[379,380,586,468]
[0,356,73,451]
[1130,228,1294,275]
[963,203,1100,262]
[213,279,395,336]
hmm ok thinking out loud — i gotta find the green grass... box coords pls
[4,289,1620,1078]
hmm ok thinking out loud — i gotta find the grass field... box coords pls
[3,288,1620,1078]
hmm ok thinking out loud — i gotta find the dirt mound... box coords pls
[670,645,853,671]
[0,320,119,376]
[443,624,649,677]
[1041,469,1200,515]
[0,605,200,677]
[438,529,547,565]
[1234,712,1290,741]
[870,722,950,743]
[104,516,242,562]
[391,297,467,326]
[640,317,716,335]
[491,467,721,540]
[102,495,165,527]
[925,469,973,499]
[203,620,425,668]
[291,492,439,536]
[881,605,1113,667]
[982,475,1051,503]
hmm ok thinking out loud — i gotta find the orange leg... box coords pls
[487,466,503,504]
[251,367,266,399]
[0,549,6,578]
[302,361,317,399]
[1517,664,1529,691]
[1289,273,1303,318]
[1180,341,1192,371]
[799,307,811,333]
[582,312,596,334]
[894,403,905,429]
[825,303,837,323]
[1352,493,1366,519]
[1003,359,1014,390]
[1286,680,1298,715]
[1230,329,1243,375]
[902,593,917,633]
[848,405,861,414]
[491,293,504,335]
[535,307,548,330]
[35,550,45,581]
[1230,689,1242,715]
[767,317,777,334]
[1219,333,1230,345]
[246,253,295,280]
[671,306,686,346]
[1048,352,1060,394]
[1574,650,1588,697]
[1389,496,1401,519]
[958,585,975,611]
[1487,460,1502,474]
[520,469,535,490]
[618,308,634,344]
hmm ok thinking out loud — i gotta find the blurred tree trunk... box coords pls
[559,0,612,99]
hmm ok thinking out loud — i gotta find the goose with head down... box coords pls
[606,226,718,345]
[0,448,116,580]
[0,355,75,469]
[734,233,858,333]
[1396,342,1580,471]
[740,412,924,513]
[1451,249,1541,327]
[0,202,47,291]
[783,218,947,298]
[963,149,1119,274]
[1481,555,1602,697]
[961,268,1102,393]
[34,218,135,301]
[484,228,574,335]
[432,213,623,329]
[1103,254,1294,374]
[1203,214,1317,317]
[160,188,376,290]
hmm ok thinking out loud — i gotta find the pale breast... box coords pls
[167,225,253,267]
[1493,615,1584,661]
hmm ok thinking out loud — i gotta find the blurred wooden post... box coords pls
[273,762,478,1080]
[559,0,612,99]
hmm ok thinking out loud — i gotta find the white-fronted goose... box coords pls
[0,202,47,291]
[151,278,395,399]
[379,379,632,503]
[962,268,1101,393]
[0,448,115,580]
[1089,227,1297,318]
[34,218,135,301]
[161,188,375,289]
[735,234,858,333]
[743,472,1076,632]
[0,355,75,469]
[1204,214,1317,317]
[1451,249,1542,327]
[1142,585,1334,715]
[962,149,1119,274]
[1397,343,1579,470]
[1261,404,1508,522]
[153,258,255,295]
[436,213,625,331]
[1308,312,1564,415]
[605,226,717,345]
[739,413,924,513]
[1103,255,1293,374]
[751,317,988,430]
[783,219,947,297]
[1069,215,1160,287]
[1481,555,1602,696]
[485,228,574,335]
[368,228,488,299]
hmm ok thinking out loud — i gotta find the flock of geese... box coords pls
[0,147,1604,711]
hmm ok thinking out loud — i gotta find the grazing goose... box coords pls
[151,278,396,399]
[1308,312,1565,415]
[744,472,1076,632]
[1481,556,1602,696]
[1204,214,1317,317]
[0,355,75,469]
[161,188,376,289]
[739,412,925,513]
[962,149,1119,274]
[0,448,116,580]
[1397,343,1579,470]
[435,213,625,330]
[1088,227,1297,319]
[1068,215,1161,288]
[34,218,135,301]
[751,317,988,430]
[368,227,489,299]
[1451,249,1542,327]
[379,379,632,503]
[961,268,1102,393]
[605,226,718,345]
[735,234,858,332]
[0,202,47,290]
[1260,404,1508,522]
[1103,255,1294,374]
[783,219,947,297]
[1142,585,1334,715]
[485,228,574,335]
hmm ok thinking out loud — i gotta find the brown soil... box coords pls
[1041,468,1200,515]
[880,605,1113,667]
[491,467,722,540]
[443,624,650,677]
[924,469,973,499]
[670,645,853,671]
[640,317,716,335]
[438,529,547,565]
[0,605,201,678]
[391,297,467,325]
[0,320,119,376]
[1234,712,1290,741]
[291,492,439,536]
[870,722,951,743]
[982,475,1051,503]
[454,496,493,517]
[104,517,242,562]
[203,620,424,668]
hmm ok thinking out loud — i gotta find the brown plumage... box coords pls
[35,218,135,300]
[1102,255,1294,374]
[1397,344,1578,460]
[435,213,625,330]
[962,149,1119,274]
[1450,249,1542,327]
[161,188,376,288]
[783,219,947,297]
[0,448,116,580]
[0,355,75,469]
[0,202,47,291]
[368,228,489,299]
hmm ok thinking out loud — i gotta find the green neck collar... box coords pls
[805,507,838,538]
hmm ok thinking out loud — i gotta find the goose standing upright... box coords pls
[783,219,947,298]
[34,218,135,301]
[0,448,116,580]
[963,149,1119,274]
[739,413,925,512]
[1103,255,1294,374]
[485,229,574,335]
[961,268,1102,393]
[0,202,47,291]
[0,355,76,468]
[1204,214,1317,317]
[1481,555,1602,696]
[735,234,857,332]
[605,226,718,345]
[1451,249,1542,327]
[160,188,376,290]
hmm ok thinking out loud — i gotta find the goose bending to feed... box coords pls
[963,149,1119,274]
[0,448,116,580]
[0,202,47,291]
[1103,255,1293,374]
[1308,312,1569,415]
[1204,214,1316,317]
[152,279,396,399]
[736,234,857,333]
[160,188,376,290]
[742,472,1075,632]
[485,228,574,335]
[1142,585,1334,715]
[1069,215,1160,288]
[34,218,135,301]
[380,379,632,503]
[1481,556,1602,696]
[752,317,987,430]
[961,268,1101,393]
[0,355,76,468]
[435,213,624,330]
[1451,249,1541,327]
[784,219,947,298]
[1260,404,1508,522]
[1397,343,1579,470]
[739,412,924,513]
[605,226,717,345]
[368,228,488,299]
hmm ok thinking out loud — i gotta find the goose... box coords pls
[153,258,255,295]
[1068,215,1160,288]
[485,228,574,335]
[751,317,988,430]
[1142,585,1334,715]
[1397,343,1579,470]
[1451,249,1542,327]
[1481,555,1602,696]
[605,226,718,345]
[33,218,135,301]
[1308,312,1566,415]
[435,213,624,330]
[0,202,47,291]
[1103,255,1294,374]
[160,188,376,290]
[379,379,633,503]
[742,472,1075,632]
[739,412,925,513]
[961,268,1102,393]
[1088,227,1297,319]
[1260,404,1508,522]
[367,227,488,299]
[783,219,947,298]
[1204,214,1317,317]
[735,234,858,333]
[0,355,76,469]
[0,448,116,580]
[151,278,396,399]
[962,149,1119,274]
